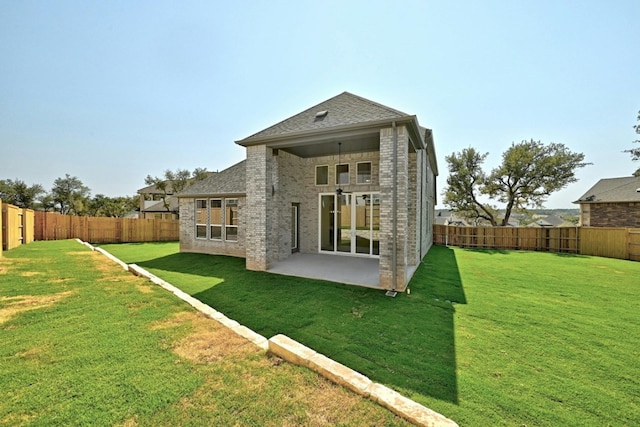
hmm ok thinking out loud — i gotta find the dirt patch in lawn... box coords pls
[152,311,261,364]
[0,291,75,325]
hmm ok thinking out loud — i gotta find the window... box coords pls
[336,164,349,185]
[194,198,240,242]
[195,199,207,238]
[315,165,328,185]
[225,199,238,241]
[210,199,222,240]
[357,162,372,184]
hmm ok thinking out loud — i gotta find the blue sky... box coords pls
[1,0,638,208]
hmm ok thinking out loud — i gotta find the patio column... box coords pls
[379,125,410,291]
[245,144,274,271]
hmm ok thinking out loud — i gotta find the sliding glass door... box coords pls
[319,192,379,256]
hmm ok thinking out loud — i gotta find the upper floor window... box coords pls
[357,162,372,184]
[336,164,349,185]
[315,165,329,185]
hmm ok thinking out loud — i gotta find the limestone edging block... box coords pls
[268,334,459,427]
[368,383,458,427]
[307,352,373,397]
[268,334,317,368]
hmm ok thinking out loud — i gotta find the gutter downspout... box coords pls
[392,121,398,292]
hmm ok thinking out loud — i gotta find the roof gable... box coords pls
[575,176,640,203]
[237,92,411,144]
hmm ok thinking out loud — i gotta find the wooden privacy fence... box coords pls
[1,200,35,251]
[433,224,640,262]
[34,211,179,244]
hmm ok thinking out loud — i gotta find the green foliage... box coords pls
[145,168,210,212]
[104,242,640,426]
[626,109,640,176]
[0,179,45,209]
[87,194,138,217]
[444,140,589,226]
[51,174,91,215]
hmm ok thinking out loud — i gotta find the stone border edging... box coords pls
[81,239,458,427]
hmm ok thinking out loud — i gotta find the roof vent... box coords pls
[636,188,640,193]
[314,110,328,122]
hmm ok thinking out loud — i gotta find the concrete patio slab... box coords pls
[267,252,380,288]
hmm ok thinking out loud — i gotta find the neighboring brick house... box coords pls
[178,92,438,291]
[574,176,640,227]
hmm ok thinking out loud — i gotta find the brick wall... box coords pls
[586,202,640,227]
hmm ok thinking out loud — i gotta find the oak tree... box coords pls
[444,140,589,226]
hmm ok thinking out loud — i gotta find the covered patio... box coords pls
[267,253,380,288]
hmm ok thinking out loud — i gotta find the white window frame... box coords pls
[315,165,329,186]
[209,198,223,241]
[225,199,238,242]
[336,163,349,185]
[195,199,208,239]
[356,161,372,184]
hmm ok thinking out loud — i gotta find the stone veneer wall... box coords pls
[179,197,246,257]
[379,125,410,290]
[245,144,274,271]
[586,202,640,227]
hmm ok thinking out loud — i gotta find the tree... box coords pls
[625,110,640,176]
[87,194,138,217]
[51,174,91,215]
[443,147,500,225]
[444,140,589,226]
[144,168,209,212]
[0,179,45,209]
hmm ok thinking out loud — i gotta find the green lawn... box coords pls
[0,241,409,426]
[101,242,640,426]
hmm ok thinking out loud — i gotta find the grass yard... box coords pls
[0,240,410,426]
[102,242,640,426]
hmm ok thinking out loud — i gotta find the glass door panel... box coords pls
[355,194,370,254]
[371,193,380,255]
[337,194,352,253]
[320,195,334,251]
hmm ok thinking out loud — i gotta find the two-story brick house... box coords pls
[178,92,438,291]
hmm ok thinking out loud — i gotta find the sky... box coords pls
[1,0,638,208]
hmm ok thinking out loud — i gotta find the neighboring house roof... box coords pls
[574,176,640,204]
[178,161,247,197]
[142,196,179,213]
[527,215,566,227]
[137,181,175,195]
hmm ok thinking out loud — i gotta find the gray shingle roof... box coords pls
[177,161,246,197]
[575,176,640,203]
[237,92,411,143]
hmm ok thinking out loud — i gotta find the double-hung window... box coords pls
[210,199,222,240]
[357,162,372,184]
[225,199,238,241]
[195,199,207,239]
